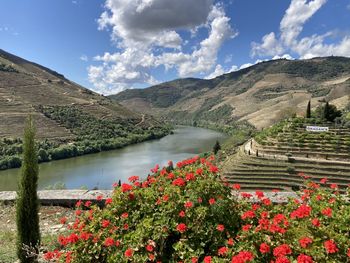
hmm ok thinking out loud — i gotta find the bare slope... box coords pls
[111,57,350,129]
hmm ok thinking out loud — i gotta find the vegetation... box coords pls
[0,106,171,170]
[0,62,18,72]
[306,100,311,119]
[42,156,350,262]
[213,140,221,154]
[16,116,40,263]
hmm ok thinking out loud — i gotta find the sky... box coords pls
[1,0,350,95]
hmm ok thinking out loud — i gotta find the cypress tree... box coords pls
[323,101,330,121]
[306,100,311,118]
[16,116,40,263]
[213,140,221,154]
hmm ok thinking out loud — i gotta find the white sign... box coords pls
[306,126,329,132]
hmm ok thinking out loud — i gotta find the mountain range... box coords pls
[111,57,350,129]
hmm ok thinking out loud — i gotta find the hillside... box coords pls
[111,57,350,129]
[221,116,350,192]
[0,49,170,169]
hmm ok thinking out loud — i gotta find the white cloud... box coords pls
[80,55,88,62]
[272,54,294,60]
[239,63,253,70]
[88,0,236,94]
[205,64,225,79]
[251,0,350,60]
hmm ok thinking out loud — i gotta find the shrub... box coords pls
[45,156,241,262]
[43,157,350,263]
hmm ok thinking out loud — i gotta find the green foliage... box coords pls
[306,100,311,118]
[0,63,19,73]
[16,116,40,263]
[314,102,342,122]
[48,157,240,262]
[213,140,221,154]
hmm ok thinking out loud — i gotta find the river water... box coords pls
[0,126,227,191]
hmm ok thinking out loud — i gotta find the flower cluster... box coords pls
[43,156,350,262]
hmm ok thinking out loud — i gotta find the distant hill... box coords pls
[0,49,170,169]
[111,57,350,129]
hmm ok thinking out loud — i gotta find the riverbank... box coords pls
[0,126,172,171]
[0,126,227,191]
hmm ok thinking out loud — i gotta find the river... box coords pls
[0,126,227,191]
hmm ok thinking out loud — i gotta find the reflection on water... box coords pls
[0,126,227,191]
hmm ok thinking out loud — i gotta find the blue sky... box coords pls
[1,0,349,94]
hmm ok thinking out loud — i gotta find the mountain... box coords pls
[0,49,170,169]
[111,57,350,129]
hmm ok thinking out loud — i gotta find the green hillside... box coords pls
[0,49,171,170]
[221,107,350,192]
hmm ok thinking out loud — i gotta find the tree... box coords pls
[323,101,330,121]
[213,140,221,154]
[306,100,311,118]
[315,102,342,122]
[16,116,40,263]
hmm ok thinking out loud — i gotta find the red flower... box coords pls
[262,198,271,206]
[105,198,112,205]
[241,210,255,220]
[218,246,228,256]
[216,224,225,232]
[321,207,332,217]
[330,183,338,189]
[311,218,320,227]
[104,237,114,247]
[209,198,216,205]
[227,238,234,246]
[128,175,139,182]
[275,257,290,263]
[124,248,133,258]
[290,204,312,219]
[297,254,314,263]
[179,210,186,217]
[146,244,154,252]
[324,240,338,254]
[299,237,313,248]
[191,257,198,263]
[242,224,252,231]
[60,217,67,225]
[172,178,186,187]
[101,219,110,228]
[209,165,218,173]
[273,244,292,257]
[255,191,264,199]
[123,223,129,230]
[347,248,350,257]
[121,183,133,192]
[231,251,254,263]
[320,178,328,184]
[232,184,241,190]
[84,201,92,207]
[121,212,128,218]
[176,223,187,233]
[259,243,270,254]
[184,201,193,208]
[185,173,195,181]
[204,256,212,263]
[96,195,103,201]
[162,195,169,202]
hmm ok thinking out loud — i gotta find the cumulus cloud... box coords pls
[251,0,350,59]
[88,0,236,94]
[205,64,226,79]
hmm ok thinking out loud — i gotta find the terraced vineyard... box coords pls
[222,119,350,191]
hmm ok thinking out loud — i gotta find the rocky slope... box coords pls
[111,57,350,129]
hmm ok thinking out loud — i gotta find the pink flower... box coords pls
[216,224,225,232]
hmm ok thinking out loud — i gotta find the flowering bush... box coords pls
[45,156,240,262]
[43,157,350,263]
